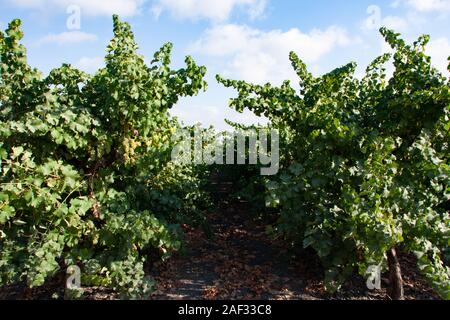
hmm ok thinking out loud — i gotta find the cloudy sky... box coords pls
[1,0,449,130]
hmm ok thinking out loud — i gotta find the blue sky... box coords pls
[1,0,449,130]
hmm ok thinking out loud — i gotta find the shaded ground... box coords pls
[149,176,439,301]
[150,199,316,300]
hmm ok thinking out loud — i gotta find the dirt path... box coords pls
[149,175,439,301]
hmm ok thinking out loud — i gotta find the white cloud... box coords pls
[170,103,268,131]
[190,24,357,84]
[171,104,220,125]
[361,5,409,33]
[75,56,104,74]
[362,15,409,32]
[9,0,146,17]
[37,31,97,45]
[392,0,450,12]
[151,0,267,21]
[247,0,268,20]
[381,16,409,31]
[426,37,450,74]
